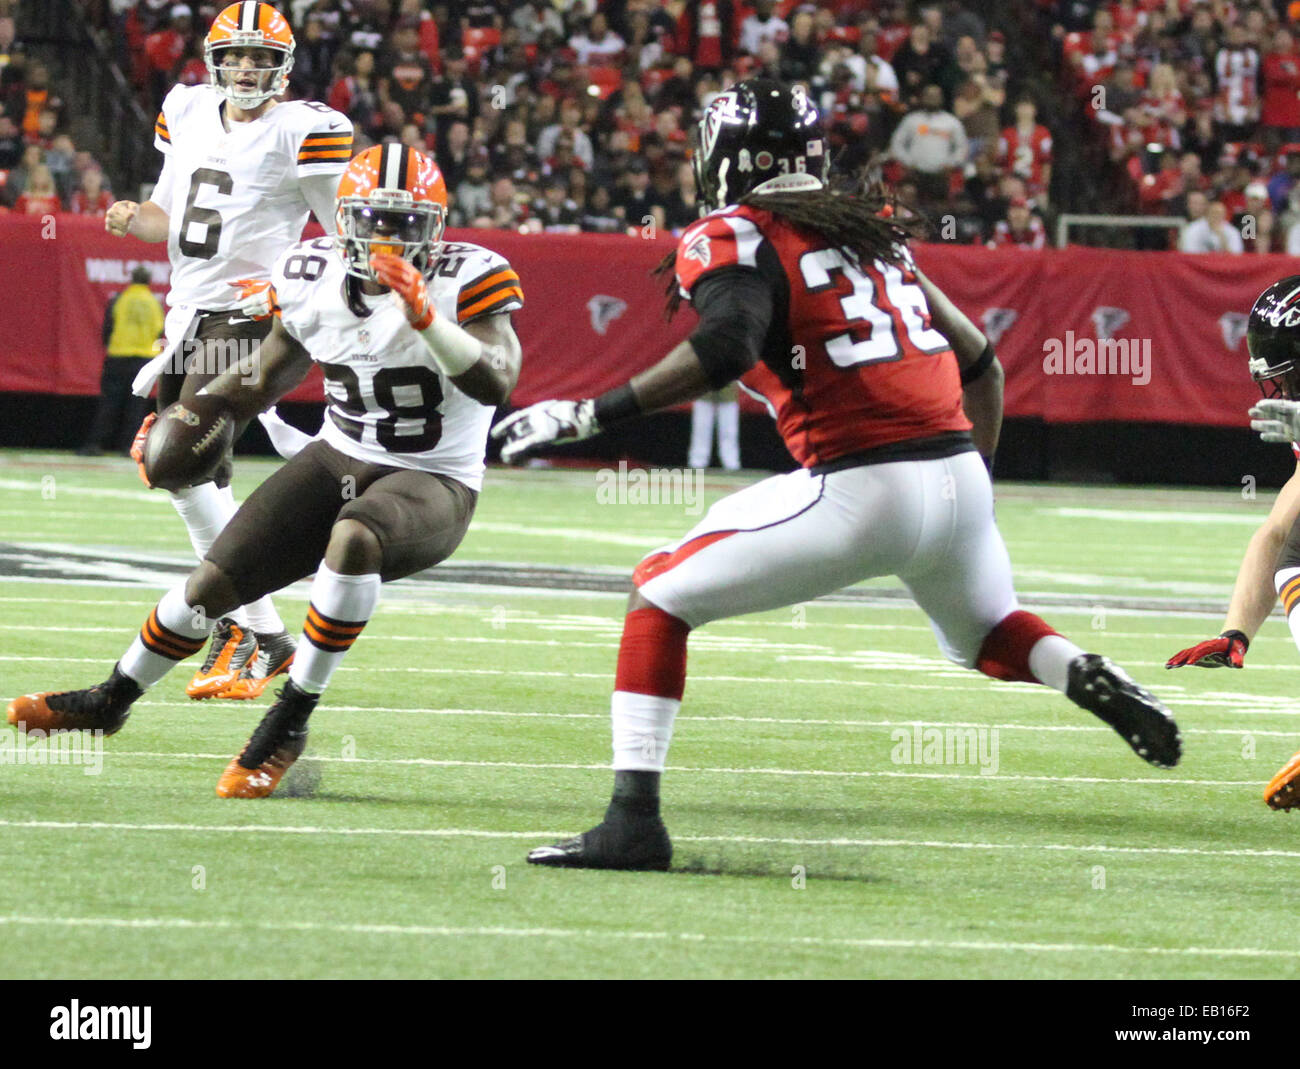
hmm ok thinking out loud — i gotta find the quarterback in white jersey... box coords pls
[103,2,353,702]
[11,144,524,800]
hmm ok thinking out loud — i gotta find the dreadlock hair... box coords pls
[654,177,928,318]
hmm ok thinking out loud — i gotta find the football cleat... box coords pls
[6,664,141,736]
[1067,653,1182,768]
[186,618,257,699]
[1265,750,1300,811]
[216,630,296,700]
[527,813,672,871]
[215,679,317,799]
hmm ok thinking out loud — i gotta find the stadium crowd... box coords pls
[5,1,1300,253]
[1057,0,1300,252]
[5,0,1046,246]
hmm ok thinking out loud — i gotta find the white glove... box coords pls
[257,407,315,460]
[1249,399,1300,444]
[491,399,599,464]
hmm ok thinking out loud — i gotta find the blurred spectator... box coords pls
[740,0,788,57]
[570,13,625,67]
[987,197,1046,249]
[69,165,113,215]
[681,0,737,74]
[451,150,493,226]
[532,177,581,233]
[891,22,955,107]
[20,62,62,142]
[997,98,1051,204]
[380,18,434,132]
[889,83,966,201]
[779,8,820,85]
[13,163,61,214]
[661,159,699,232]
[0,111,20,169]
[537,98,594,170]
[328,49,380,134]
[79,265,163,457]
[291,15,338,102]
[1214,24,1260,141]
[615,157,662,230]
[581,184,622,233]
[427,49,478,154]
[512,1,563,46]
[1180,201,1243,253]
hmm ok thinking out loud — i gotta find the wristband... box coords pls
[961,341,996,386]
[1221,629,1249,653]
[593,383,642,427]
[418,314,483,377]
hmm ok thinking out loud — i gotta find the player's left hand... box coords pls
[230,278,280,320]
[1249,399,1300,444]
[1165,630,1248,669]
[491,400,599,464]
[129,412,157,487]
[370,253,433,330]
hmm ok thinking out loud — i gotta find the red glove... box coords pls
[129,412,157,487]
[370,252,433,330]
[1166,630,1248,669]
[230,278,280,320]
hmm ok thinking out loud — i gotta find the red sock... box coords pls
[614,607,690,700]
[976,610,1060,684]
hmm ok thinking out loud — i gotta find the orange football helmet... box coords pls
[205,2,295,110]
[335,143,448,282]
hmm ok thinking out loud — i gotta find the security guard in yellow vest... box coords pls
[79,265,164,455]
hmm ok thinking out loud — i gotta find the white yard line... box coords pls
[0,911,1292,961]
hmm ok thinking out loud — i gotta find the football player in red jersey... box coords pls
[1172,277,1300,810]
[494,80,1182,871]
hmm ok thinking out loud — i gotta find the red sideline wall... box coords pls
[0,213,1283,428]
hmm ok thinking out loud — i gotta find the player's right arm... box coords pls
[915,267,1003,465]
[1167,459,1300,668]
[106,99,181,241]
[198,313,313,421]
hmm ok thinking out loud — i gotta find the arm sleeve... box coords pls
[298,170,343,227]
[688,267,775,389]
[296,114,354,177]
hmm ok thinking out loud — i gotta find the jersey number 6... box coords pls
[178,167,233,260]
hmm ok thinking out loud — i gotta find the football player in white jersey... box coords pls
[11,144,523,798]
[104,2,354,702]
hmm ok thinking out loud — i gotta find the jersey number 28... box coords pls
[322,364,445,453]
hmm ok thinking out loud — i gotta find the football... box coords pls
[142,394,236,491]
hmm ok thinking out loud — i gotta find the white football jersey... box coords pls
[273,237,525,491]
[153,83,353,310]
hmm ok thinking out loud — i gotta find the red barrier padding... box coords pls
[0,213,1278,428]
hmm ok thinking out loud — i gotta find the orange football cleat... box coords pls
[6,666,140,735]
[1265,750,1300,810]
[215,630,296,700]
[186,619,257,699]
[215,680,316,798]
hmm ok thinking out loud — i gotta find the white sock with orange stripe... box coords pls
[1277,568,1300,651]
[119,584,213,687]
[289,565,380,695]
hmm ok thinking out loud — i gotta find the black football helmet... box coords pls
[1248,276,1300,398]
[692,79,829,213]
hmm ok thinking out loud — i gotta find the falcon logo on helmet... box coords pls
[691,79,829,213]
[205,2,295,110]
[1248,276,1300,398]
[335,143,447,282]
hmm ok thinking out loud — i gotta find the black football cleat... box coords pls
[528,813,672,871]
[1067,653,1182,768]
[216,679,316,798]
[6,663,141,736]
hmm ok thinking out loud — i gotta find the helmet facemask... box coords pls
[206,41,292,109]
[1250,357,1300,400]
[336,191,446,283]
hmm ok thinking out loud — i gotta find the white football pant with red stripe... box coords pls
[634,450,1016,666]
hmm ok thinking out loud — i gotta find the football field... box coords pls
[1,449,1298,979]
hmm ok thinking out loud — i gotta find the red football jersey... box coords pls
[674,204,970,468]
[997,123,1053,190]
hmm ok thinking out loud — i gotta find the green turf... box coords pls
[0,450,1298,978]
